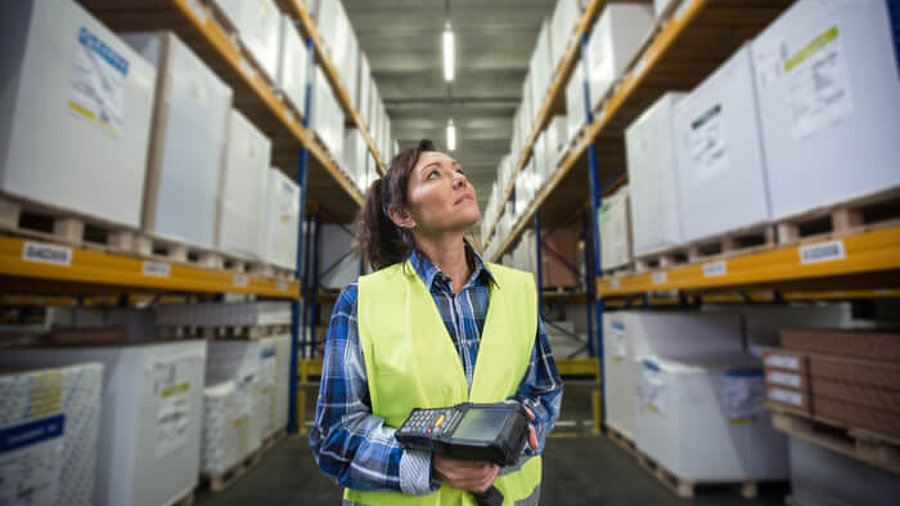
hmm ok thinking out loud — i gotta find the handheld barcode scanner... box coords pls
[396,402,530,506]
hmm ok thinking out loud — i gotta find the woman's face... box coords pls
[405,151,481,235]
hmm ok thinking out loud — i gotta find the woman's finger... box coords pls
[528,425,538,450]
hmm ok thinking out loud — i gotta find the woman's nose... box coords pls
[452,172,466,189]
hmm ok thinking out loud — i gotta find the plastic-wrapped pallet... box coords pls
[673,45,770,243]
[635,354,788,482]
[565,57,587,144]
[312,67,345,163]
[217,109,271,259]
[529,18,553,116]
[262,168,301,271]
[0,341,207,506]
[598,185,632,271]
[0,0,156,228]
[260,334,292,434]
[278,13,309,118]
[205,341,265,457]
[209,0,281,84]
[602,312,637,439]
[0,363,103,506]
[122,31,232,250]
[624,92,686,256]
[586,4,655,111]
[201,381,245,476]
[550,0,581,71]
[319,224,362,289]
[751,0,900,220]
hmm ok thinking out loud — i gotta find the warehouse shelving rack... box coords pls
[486,0,900,435]
[1,0,388,435]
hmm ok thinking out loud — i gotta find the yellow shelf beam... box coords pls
[598,227,900,297]
[0,237,300,299]
[283,0,388,175]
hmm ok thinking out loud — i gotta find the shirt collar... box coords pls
[409,243,499,290]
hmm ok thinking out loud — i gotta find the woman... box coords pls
[310,139,562,505]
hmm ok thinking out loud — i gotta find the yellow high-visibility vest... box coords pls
[347,260,541,506]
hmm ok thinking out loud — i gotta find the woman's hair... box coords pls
[356,139,436,270]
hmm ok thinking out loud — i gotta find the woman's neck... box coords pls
[415,234,470,293]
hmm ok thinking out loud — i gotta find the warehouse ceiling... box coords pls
[342,0,557,209]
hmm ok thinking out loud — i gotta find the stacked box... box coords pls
[265,334,292,432]
[529,18,553,117]
[763,348,811,415]
[0,0,156,228]
[541,225,580,288]
[155,301,293,326]
[521,75,534,138]
[217,110,271,259]
[357,54,372,127]
[789,436,900,506]
[586,4,655,111]
[319,224,361,289]
[602,312,637,439]
[565,57,587,144]
[343,128,367,183]
[550,0,581,72]
[625,92,685,256]
[262,168,300,270]
[200,381,245,475]
[313,67,345,163]
[673,45,770,243]
[635,354,788,481]
[544,115,569,169]
[210,0,281,83]
[205,342,266,459]
[0,363,103,506]
[598,185,632,271]
[122,31,232,250]
[740,304,853,357]
[0,341,208,506]
[751,0,900,220]
[314,0,338,55]
[653,0,680,18]
[532,132,548,187]
[278,13,310,118]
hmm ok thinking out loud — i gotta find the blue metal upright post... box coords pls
[581,210,595,356]
[308,215,321,357]
[288,32,316,434]
[580,31,607,430]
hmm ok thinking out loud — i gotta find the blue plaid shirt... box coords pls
[309,247,563,495]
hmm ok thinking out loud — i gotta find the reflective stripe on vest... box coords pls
[349,260,541,505]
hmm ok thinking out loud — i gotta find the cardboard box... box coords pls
[586,4,655,111]
[809,355,900,391]
[541,225,580,288]
[780,328,900,362]
[812,378,900,414]
[741,304,853,357]
[751,0,900,220]
[209,0,281,83]
[123,31,232,250]
[624,92,686,256]
[0,0,155,229]
[262,168,300,270]
[673,45,770,243]
[0,341,207,506]
[0,363,103,506]
[217,109,271,259]
[815,397,900,439]
[278,13,309,118]
[598,185,632,271]
[602,312,638,439]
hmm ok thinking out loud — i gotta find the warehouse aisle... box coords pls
[195,435,788,506]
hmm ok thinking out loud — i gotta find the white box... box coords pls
[532,132,548,186]
[566,58,588,143]
[544,115,569,168]
[586,4,654,111]
[338,29,360,109]
[0,0,155,228]
[312,67,345,163]
[529,18,553,116]
[201,381,246,475]
[278,13,309,118]
[673,45,770,243]
[319,223,361,289]
[630,311,744,360]
[625,92,685,256]
[598,185,632,271]
[357,54,372,126]
[0,341,208,506]
[262,168,300,270]
[210,0,281,84]
[122,32,232,250]
[342,129,367,183]
[217,110,271,259]
[751,0,900,220]
[314,0,338,54]
[205,341,266,458]
[521,75,534,137]
[635,354,788,481]
[653,0,680,18]
[550,0,581,71]
[0,363,103,506]
[602,312,638,439]
[789,436,900,506]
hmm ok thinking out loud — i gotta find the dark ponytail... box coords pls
[356,139,436,270]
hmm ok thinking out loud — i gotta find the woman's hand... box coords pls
[432,455,499,493]
[524,406,539,451]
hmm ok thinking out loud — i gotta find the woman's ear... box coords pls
[387,205,416,230]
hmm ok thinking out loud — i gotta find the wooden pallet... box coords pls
[768,407,900,476]
[606,425,638,458]
[205,449,262,493]
[158,323,292,340]
[635,450,760,499]
[0,195,136,252]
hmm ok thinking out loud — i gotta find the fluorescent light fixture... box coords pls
[446,119,456,151]
[443,22,455,82]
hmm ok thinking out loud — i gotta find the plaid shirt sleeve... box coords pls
[514,319,563,456]
[308,284,436,495]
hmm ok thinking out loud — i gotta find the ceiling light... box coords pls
[443,22,455,82]
[446,119,456,152]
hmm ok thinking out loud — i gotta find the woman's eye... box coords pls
[426,170,439,180]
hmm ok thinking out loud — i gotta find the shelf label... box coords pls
[22,242,72,267]
[651,271,667,285]
[768,387,804,407]
[766,371,802,389]
[142,261,170,278]
[764,353,800,371]
[799,239,845,265]
[703,260,727,278]
[278,281,288,292]
[233,274,248,287]
[610,278,621,289]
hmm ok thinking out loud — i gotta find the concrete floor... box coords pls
[195,434,789,506]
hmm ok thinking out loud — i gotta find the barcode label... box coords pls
[652,271,667,284]
[703,260,727,277]
[610,278,621,289]
[764,354,800,370]
[768,387,803,407]
[278,281,288,291]
[799,240,845,264]
[22,241,72,267]
[142,261,170,278]
[766,371,802,388]
[233,274,248,287]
